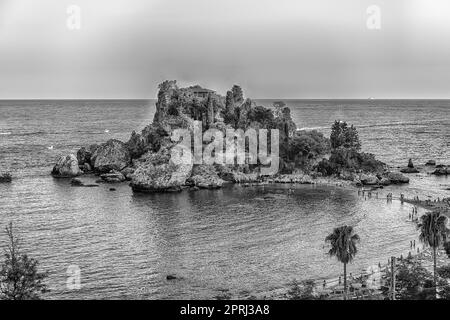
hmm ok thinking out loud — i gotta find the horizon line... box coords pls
[2,98,450,101]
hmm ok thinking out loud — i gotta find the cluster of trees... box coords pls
[0,223,48,300]
[330,120,361,151]
[316,120,385,176]
[287,130,330,167]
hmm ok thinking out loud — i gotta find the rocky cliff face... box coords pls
[91,139,131,173]
[130,144,193,193]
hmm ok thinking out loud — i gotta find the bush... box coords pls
[286,279,317,300]
[437,265,450,279]
[0,222,49,300]
[328,149,384,174]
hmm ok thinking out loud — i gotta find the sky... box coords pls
[1,0,450,99]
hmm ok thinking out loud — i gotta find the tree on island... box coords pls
[330,120,361,151]
[0,222,48,300]
[231,85,244,104]
[325,225,360,300]
[418,211,449,297]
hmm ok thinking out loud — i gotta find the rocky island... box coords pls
[51,81,411,191]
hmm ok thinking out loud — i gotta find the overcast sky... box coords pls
[1,0,450,99]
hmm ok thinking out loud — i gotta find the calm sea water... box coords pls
[0,99,449,299]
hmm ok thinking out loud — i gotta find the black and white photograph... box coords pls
[0,0,450,307]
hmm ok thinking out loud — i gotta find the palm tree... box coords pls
[418,211,449,295]
[325,225,360,300]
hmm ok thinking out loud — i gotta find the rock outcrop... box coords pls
[51,154,82,178]
[130,146,193,193]
[425,160,436,166]
[400,159,419,173]
[0,172,12,183]
[400,167,419,173]
[187,165,224,189]
[91,139,131,173]
[432,167,449,176]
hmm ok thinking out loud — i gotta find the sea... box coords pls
[0,99,449,299]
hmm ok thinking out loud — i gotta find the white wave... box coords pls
[0,132,12,135]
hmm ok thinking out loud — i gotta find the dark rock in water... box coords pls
[385,172,410,184]
[70,178,99,187]
[52,154,82,178]
[91,139,131,173]
[0,172,12,183]
[400,159,419,173]
[166,275,177,280]
[100,171,126,183]
[432,167,449,176]
[109,188,116,191]
[436,164,446,168]
[400,167,419,173]
[425,160,436,166]
[70,178,84,186]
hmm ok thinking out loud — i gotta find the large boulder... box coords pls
[425,160,436,166]
[385,172,410,184]
[400,167,419,173]
[400,159,419,173]
[51,154,82,178]
[187,165,224,189]
[432,167,449,176]
[130,147,193,193]
[91,139,131,173]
